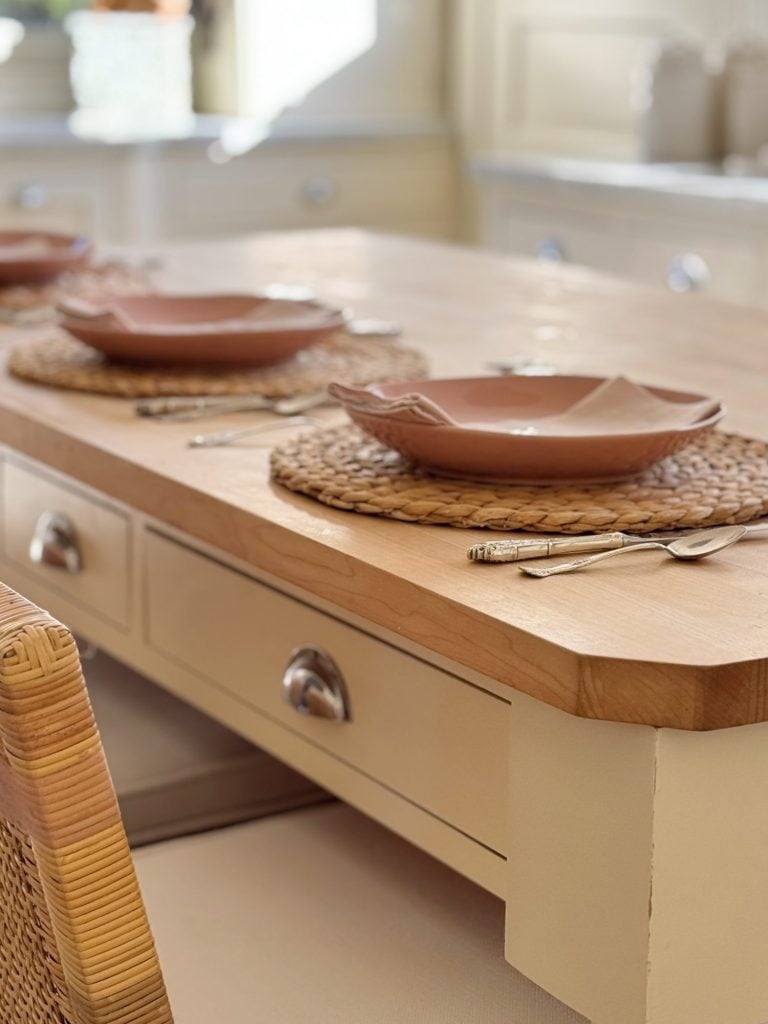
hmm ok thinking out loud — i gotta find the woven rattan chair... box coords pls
[0,583,172,1024]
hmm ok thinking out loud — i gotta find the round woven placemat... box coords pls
[6,331,428,399]
[271,426,768,533]
[0,261,151,324]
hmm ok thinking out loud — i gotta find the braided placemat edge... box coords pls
[270,426,768,534]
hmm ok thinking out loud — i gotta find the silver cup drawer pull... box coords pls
[29,512,82,574]
[283,645,351,722]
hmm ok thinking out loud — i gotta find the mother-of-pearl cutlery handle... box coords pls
[136,394,274,419]
[467,532,629,563]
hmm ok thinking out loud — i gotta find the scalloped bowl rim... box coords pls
[362,375,726,441]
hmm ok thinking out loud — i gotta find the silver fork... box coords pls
[188,415,322,448]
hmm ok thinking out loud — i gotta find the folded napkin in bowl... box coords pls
[58,297,340,336]
[331,377,721,437]
[327,383,453,425]
[465,376,721,436]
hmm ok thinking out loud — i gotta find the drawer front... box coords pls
[157,139,457,240]
[479,186,766,306]
[2,459,131,628]
[0,158,107,239]
[144,530,508,854]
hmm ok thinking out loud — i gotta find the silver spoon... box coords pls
[519,525,747,577]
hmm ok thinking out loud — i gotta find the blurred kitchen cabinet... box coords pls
[474,167,768,306]
[453,0,768,160]
[147,136,458,241]
[454,0,676,159]
[0,144,124,238]
[0,130,459,244]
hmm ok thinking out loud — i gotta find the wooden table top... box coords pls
[3,229,768,731]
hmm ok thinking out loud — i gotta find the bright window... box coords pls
[234,0,377,123]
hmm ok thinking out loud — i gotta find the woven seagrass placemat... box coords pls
[0,261,151,324]
[6,331,428,399]
[271,426,768,533]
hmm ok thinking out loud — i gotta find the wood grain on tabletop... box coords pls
[2,229,768,731]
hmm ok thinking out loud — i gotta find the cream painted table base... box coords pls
[506,694,768,1024]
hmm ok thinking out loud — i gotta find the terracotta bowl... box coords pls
[58,293,347,366]
[331,376,725,483]
[0,231,92,285]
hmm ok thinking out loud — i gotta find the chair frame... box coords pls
[0,583,172,1024]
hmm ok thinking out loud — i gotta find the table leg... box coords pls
[504,691,768,1024]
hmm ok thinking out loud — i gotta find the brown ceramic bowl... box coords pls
[0,231,92,285]
[58,293,347,366]
[332,376,724,483]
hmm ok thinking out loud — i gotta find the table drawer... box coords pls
[1,458,131,628]
[144,530,508,854]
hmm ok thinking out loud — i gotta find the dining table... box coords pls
[1,228,767,1024]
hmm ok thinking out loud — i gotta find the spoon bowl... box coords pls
[664,526,747,559]
[520,524,747,577]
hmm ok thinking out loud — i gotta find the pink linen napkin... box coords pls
[331,377,721,437]
[58,297,339,335]
[466,376,721,436]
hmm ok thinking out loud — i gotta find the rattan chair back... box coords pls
[0,583,173,1024]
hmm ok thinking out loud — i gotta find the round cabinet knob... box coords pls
[536,237,567,263]
[666,253,710,293]
[301,175,337,207]
[29,512,82,574]
[14,182,50,211]
[283,645,351,722]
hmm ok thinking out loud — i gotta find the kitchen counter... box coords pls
[0,112,451,150]
[1,229,767,1023]
[472,153,768,208]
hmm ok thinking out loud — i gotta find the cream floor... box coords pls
[135,803,586,1023]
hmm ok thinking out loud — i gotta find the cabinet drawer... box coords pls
[1,459,131,628]
[479,185,766,305]
[0,153,110,239]
[158,138,456,240]
[144,530,508,854]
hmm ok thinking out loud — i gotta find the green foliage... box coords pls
[1,0,86,18]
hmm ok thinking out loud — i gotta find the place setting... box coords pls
[0,228,152,324]
[268,370,768,575]
[4,228,766,579]
[6,282,428,406]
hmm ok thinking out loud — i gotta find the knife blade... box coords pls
[467,521,768,563]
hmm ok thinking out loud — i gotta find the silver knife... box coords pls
[135,390,330,422]
[467,521,768,563]
[135,395,274,420]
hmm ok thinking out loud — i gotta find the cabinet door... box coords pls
[457,0,682,158]
[458,1,768,158]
